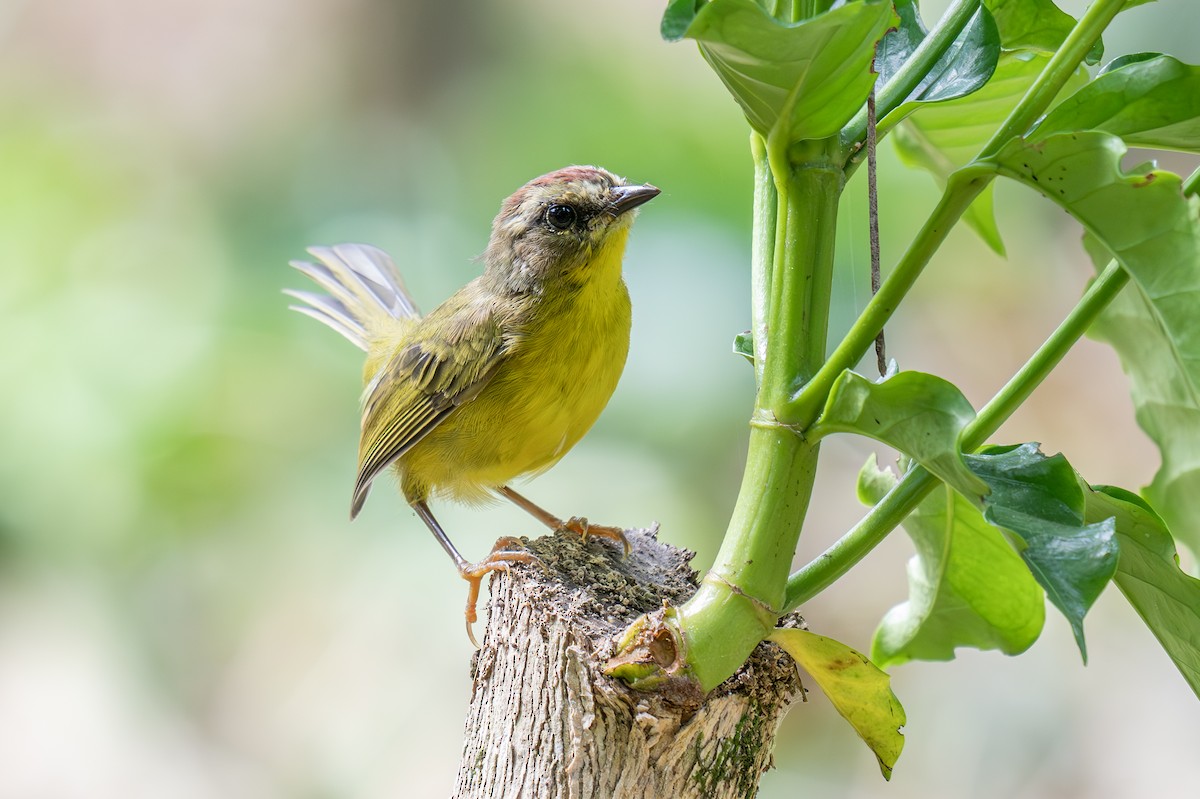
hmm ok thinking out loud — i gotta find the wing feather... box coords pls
[350,298,511,516]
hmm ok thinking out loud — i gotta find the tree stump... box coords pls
[452,527,804,799]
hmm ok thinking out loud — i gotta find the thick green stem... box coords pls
[681,428,819,689]
[678,150,843,691]
[784,258,1131,610]
[762,146,845,417]
[750,133,777,388]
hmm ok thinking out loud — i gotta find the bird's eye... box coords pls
[545,203,577,231]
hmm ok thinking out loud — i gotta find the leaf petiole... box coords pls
[789,0,1126,427]
[784,258,1130,611]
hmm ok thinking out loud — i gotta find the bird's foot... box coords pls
[561,516,632,559]
[460,536,542,648]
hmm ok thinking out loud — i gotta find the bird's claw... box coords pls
[460,537,543,647]
[561,516,632,559]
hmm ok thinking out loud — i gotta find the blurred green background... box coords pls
[2,0,1197,796]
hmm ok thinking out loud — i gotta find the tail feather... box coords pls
[283,288,365,348]
[286,243,420,351]
[289,258,372,319]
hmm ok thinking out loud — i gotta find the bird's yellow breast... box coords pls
[400,229,633,503]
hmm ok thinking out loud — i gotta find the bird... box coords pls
[286,166,659,643]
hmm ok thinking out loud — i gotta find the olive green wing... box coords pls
[351,302,511,516]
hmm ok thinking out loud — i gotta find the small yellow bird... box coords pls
[287,166,659,641]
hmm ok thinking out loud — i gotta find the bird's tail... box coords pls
[285,243,420,351]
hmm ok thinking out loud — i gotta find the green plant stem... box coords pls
[787,0,1123,426]
[765,141,845,412]
[785,167,989,425]
[978,0,1125,156]
[750,132,777,388]
[681,428,820,689]
[1184,165,1200,196]
[783,258,1131,610]
[966,267,1127,445]
[634,0,1127,696]
[841,0,981,154]
[678,151,843,692]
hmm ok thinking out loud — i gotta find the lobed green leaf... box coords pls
[1086,239,1200,556]
[769,627,906,780]
[992,133,1200,553]
[965,444,1119,661]
[990,133,1197,284]
[861,457,1045,668]
[1033,54,1200,152]
[816,370,989,499]
[1084,485,1200,698]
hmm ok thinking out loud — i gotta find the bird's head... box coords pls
[484,166,659,292]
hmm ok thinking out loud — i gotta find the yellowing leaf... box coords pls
[769,628,906,780]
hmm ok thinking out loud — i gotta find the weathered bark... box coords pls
[452,527,804,799]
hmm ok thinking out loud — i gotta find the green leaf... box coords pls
[1033,54,1200,152]
[876,1,1000,109]
[893,51,1086,254]
[1084,486,1200,698]
[992,133,1200,553]
[984,0,1103,64]
[965,444,1119,661]
[667,0,897,141]
[873,0,924,87]
[860,457,1045,668]
[769,627,906,780]
[662,0,702,41]
[1100,52,1164,73]
[663,0,848,42]
[990,132,1198,299]
[816,370,989,498]
[989,132,1198,270]
[1085,238,1200,555]
[733,330,754,362]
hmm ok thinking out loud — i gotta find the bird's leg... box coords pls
[412,500,539,647]
[498,486,631,558]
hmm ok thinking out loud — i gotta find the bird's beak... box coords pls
[609,183,661,216]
